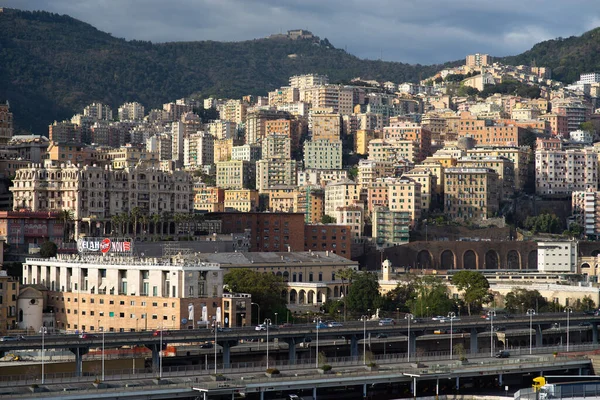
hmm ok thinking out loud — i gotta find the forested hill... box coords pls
[498,27,600,83]
[0,9,446,134]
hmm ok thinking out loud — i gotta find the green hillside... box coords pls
[498,28,600,83]
[0,9,445,134]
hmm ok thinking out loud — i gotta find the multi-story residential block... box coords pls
[333,206,364,238]
[356,159,401,188]
[444,167,500,221]
[214,138,239,163]
[262,134,291,159]
[301,85,354,115]
[466,53,492,67]
[311,113,342,142]
[208,212,305,252]
[193,185,225,212]
[368,139,419,164]
[7,135,49,164]
[83,102,113,121]
[96,144,160,170]
[256,159,298,193]
[372,207,411,248]
[298,169,348,187]
[231,144,262,161]
[303,139,342,170]
[215,160,255,190]
[146,134,172,161]
[268,87,300,107]
[535,147,598,196]
[539,113,569,136]
[219,99,248,124]
[388,178,422,227]
[455,112,526,146]
[296,187,325,224]
[383,121,432,162]
[572,189,600,238]
[266,186,297,213]
[224,189,259,212]
[466,146,530,190]
[45,142,97,165]
[0,271,19,330]
[552,99,593,133]
[49,121,82,143]
[324,180,361,217]
[11,161,193,237]
[162,101,193,122]
[402,168,437,211]
[456,156,515,200]
[184,131,214,168]
[0,102,13,144]
[118,102,145,121]
[171,122,185,167]
[304,224,352,259]
[289,74,329,89]
[0,210,64,249]
[207,120,237,140]
[245,109,290,145]
[265,118,304,152]
[355,129,377,155]
[570,129,594,144]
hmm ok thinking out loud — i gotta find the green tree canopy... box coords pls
[522,213,563,234]
[321,215,336,224]
[223,269,287,325]
[504,288,548,313]
[407,276,454,317]
[345,272,382,313]
[380,280,416,313]
[40,241,57,258]
[452,271,492,315]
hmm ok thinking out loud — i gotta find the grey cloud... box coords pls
[3,0,600,64]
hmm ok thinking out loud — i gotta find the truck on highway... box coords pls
[533,375,600,399]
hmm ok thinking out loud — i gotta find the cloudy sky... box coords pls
[4,0,600,64]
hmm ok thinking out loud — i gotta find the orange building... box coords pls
[539,114,569,137]
[193,186,225,212]
[45,142,98,165]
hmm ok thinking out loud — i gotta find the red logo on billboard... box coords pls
[100,238,111,254]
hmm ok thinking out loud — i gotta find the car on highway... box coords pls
[79,333,98,339]
[327,322,343,328]
[0,336,22,342]
[495,350,510,358]
[255,324,267,331]
[199,342,213,349]
[431,316,446,321]
[279,323,293,329]
[315,322,328,329]
[152,330,171,336]
[376,333,388,339]
[378,318,395,326]
[217,327,232,333]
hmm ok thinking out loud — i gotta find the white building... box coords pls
[184,131,214,168]
[537,241,578,272]
[298,169,348,187]
[570,129,594,144]
[579,73,600,84]
[231,144,262,161]
[304,139,342,170]
[118,102,145,121]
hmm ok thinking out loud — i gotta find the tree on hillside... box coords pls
[407,276,454,317]
[224,269,287,325]
[380,280,417,313]
[345,272,382,314]
[452,271,492,316]
[522,213,562,234]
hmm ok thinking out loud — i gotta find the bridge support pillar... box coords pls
[455,376,460,391]
[313,387,317,400]
[536,325,543,347]
[69,347,89,377]
[469,328,478,355]
[148,344,160,373]
[409,332,417,359]
[350,335,359,358]
[285,338,297,364]
[363,383,367,398]
[499,373,503,386]
[222,342,231,369]
[260,390,264,400]
[593,324,598,344]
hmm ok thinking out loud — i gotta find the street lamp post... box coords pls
[251,303,260,326]
[361,315,369,364]
[315,317,322,368]
[565,306,573,352]
[448,312,456,360]
[159,327,163,379]
[527,309,536,355]
[264,318,272,369]
[214,321,219,375]
[488,310,496,357]
[274,313,278,327]
[41,326,45,384]
[405,313,414,362]
[101,325,105,381]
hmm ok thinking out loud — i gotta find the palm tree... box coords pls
[111,214,122,236]
[59,210,74,243]
[140,214,148,238]
[173,213,186,237]
[151,213,161,237]
[130,207,142,239]
[119,212,131,237]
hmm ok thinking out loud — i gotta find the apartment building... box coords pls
[193,186,225,212]
[46,142,97,165]
[368,139,419,164]
[83,103,113,121]
[215,160,256,190]
[118,102,145,121]
[219,99,247,124]
[184,131,214,168]
[324,180,361,217]
[311,113,342,142]
[262,134,291,159]
[231,144,262,161]
[537,241,577,273]
[289,74,329,89]
[456,156,515,200]
[466,146,530,190]
[303,139,342,170]
[207,120,237,140]
[333,206,364,238]
[539,114,569,136]
[444,167,499,221]
[535,147,598,196]
[402,168,437,211]
[49,121,82,143]
[296,187,325,224]
[0,103,13,144]
[298,169,348,187]
[268,87,300,107]
[214,138,240,163]
[245,109,290,145]
[267,186,297,213]
[388,178,422,227]
[383,121,432,162]
[11,161,193,236]
[304,224,352,259]
[256,159,298,193]
[21,254,235,331]
[572,189,600,238]
[356,159,400,188]
[265,118,304,152]
[372,207,411,248]
[224,189,259,212]
[466,53,492,67]
[552,99,592,133]
[355,129,378,155]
